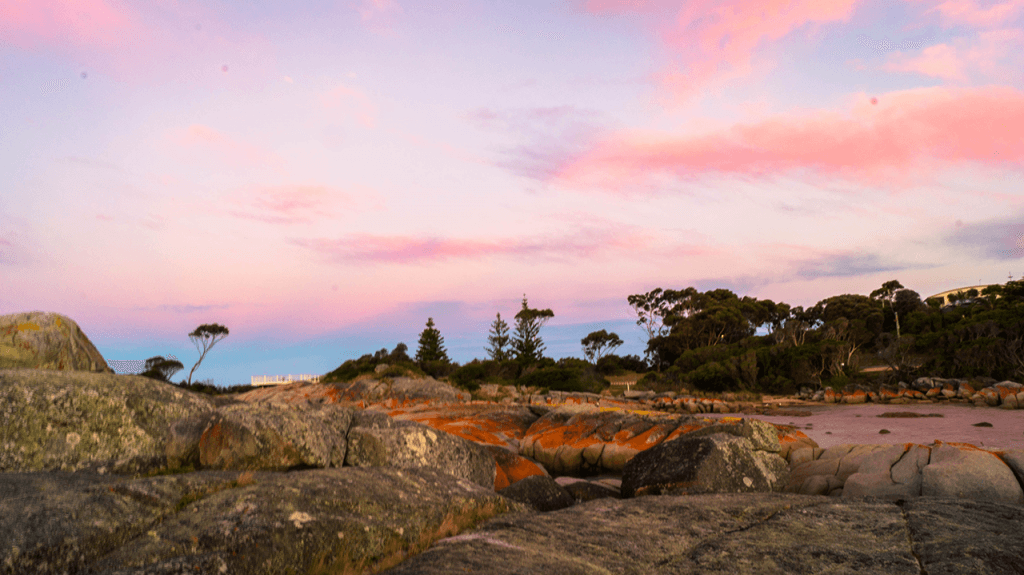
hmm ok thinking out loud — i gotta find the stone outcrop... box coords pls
[170,402,354,471]
[621,419,789,498]
[497,474,575,512]
[814,376,1024,410]
[382,493,1024,574]
[0,467,519,575]
[518,406,812,477]
[237,373,470,407]
[345,410,497,489]
[1,369,215,472]
[786,441,1024,504]
[0,312,113,373]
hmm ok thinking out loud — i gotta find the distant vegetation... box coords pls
[143,281,1024,396]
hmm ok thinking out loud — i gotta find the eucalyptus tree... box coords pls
[185,323,229,385]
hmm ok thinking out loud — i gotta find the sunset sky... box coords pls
[2,0,1023,386]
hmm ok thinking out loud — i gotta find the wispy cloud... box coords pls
[320,84,378,129]
[223,185,354,225]
[881,29,1024,82]
[168,124,285,171]
[947,213,1024,260]
[0,0,136,52]
[917,0,1024,28]
[289,227,658,265]
[581,0,861,100]
[466,105,609,180]
[794,252,913,280]
[553,85,1024,192]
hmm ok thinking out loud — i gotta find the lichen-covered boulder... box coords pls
[0,467,520,575]
[166,402,354,471]
[487,445,548,491]
[621,432,789,498]
[388,403,539,452]
[345,410,497,489]
[0,312,113,372]
[0,369,214,472]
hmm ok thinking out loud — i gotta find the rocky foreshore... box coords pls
[4,365,1024,574]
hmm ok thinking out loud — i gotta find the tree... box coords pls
[871,280,906,338]
[139,355,183,382]
[485,312,511,361]
[627,287,701,370]
[185,324,229,386]
[415,318,449,364]
[581,330,624,363]
[512,295,554,365]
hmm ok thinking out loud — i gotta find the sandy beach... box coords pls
[707,402,1024,451]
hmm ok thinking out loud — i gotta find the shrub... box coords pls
[420,359,455,379]
[517,366,603,393]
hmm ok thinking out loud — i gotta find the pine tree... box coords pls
[485,312,511,361]
[511,295,554,365]
[415,317,449,364]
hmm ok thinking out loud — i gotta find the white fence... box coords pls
[250,374,321,386]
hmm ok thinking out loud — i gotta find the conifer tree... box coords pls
[415,317,449,364]
[512,295,554,365]
[485,312,511,361]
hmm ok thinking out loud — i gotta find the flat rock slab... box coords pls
[1,467,519,575]
[383,493,1024,575]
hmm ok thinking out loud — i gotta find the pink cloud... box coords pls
[581,0,860,100]
[918,0,1024,28]
[169,124,284,171]
[882,30,1024,82]
[290,227,667,264]
[0,0,135,51]
[553,86,1024,191]
[320,84,377,129]
[883,43,967,80]
[223,185,354,225]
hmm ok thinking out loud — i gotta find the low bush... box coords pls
[517,364,605,393]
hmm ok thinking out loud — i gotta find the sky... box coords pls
[2,0,1023,386]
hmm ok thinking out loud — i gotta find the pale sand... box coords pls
[705,403,1024,451]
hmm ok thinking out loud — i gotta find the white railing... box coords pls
[250,374,321,386]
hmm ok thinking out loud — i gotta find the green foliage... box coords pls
[581,329,624,363]
[139,355,184,382]
[449,359,520,390]
[323,343,424,382]
[485,313,511,362]
[595,353,647,376]
[415,318,450,364]
[517,364,604,394]
[512,295,554,365]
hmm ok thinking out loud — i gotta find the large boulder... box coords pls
[0,467,520,575]
[382,493,1024,574]
[922,442,1024,504]
[0,312,113,372]
[0,369,214,472]
[345,410,497,489]
[166,402,354,471]
[843,444,932,500]
[497,474,575,512]
[621,429,789,498]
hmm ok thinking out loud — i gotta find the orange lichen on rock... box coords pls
[488,446,547,490]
